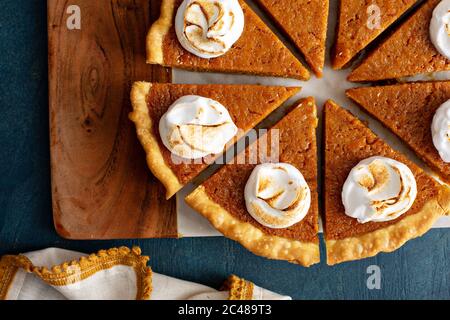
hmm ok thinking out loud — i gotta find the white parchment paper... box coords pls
[173,0,450,237]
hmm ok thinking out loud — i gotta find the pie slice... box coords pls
[332,0,418,69]
[255,0,329,77]
[186,98,320,267]
[348,0,450,82]
[130,82,300,199]
[147,0,310,80]
[324,100,450,265]
[347,81,450,184]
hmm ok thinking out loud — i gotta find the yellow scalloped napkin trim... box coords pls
[223,275,255,300]
[0,246,152,300]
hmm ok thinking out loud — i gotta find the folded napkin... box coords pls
[0,247,290,300]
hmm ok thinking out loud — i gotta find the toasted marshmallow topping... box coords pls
[244,163,311,229]
[430,0,450,59]
[175,0,245,58]
[342,156,417,224]
[159,95,238,159]
[432,99,450,162]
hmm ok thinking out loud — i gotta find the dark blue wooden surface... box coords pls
[0,0,449,300]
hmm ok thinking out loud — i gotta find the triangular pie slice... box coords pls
[332,0,418,69]
[147,0,310,80]
[256,0,329,77]
[130,82,300,199]
[186,98,320,266]
[324,100,450,265]
[349,0,450,82]
[347,81,450,184]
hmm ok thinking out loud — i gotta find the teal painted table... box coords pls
[0,0,449,300]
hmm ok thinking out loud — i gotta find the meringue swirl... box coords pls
[159,95,238,160]
[430,0,450,60]
[175,0,245,58]
[244,163,311,229]
[432,99,450,162]
[342,156,417,224]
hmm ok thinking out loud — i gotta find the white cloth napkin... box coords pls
[0,247,290,300]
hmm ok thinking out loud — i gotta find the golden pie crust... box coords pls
[327,186,450,265]
[186,186,320,267]
[147,0,174,65]
[130,82,183,199]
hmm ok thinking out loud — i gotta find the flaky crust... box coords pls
[326,185,450,265]
[129,82,182,199]
[147,0,176,64]
[186,186,320,267]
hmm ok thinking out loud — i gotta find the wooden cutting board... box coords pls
[47,0,178,239]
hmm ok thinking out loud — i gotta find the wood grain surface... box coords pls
[47,0,177,239]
